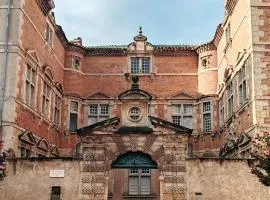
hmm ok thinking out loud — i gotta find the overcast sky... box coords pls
[54,0,224,46]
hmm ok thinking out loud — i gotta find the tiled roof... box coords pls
[153,45,198,56]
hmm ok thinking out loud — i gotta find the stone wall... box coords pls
[186,159,270,200]
[1,158,269,200]
[0,158,81,200]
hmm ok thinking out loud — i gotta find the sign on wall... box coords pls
[49,169,65,178]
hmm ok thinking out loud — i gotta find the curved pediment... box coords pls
[86,92,113,100]
[118,89,153,101]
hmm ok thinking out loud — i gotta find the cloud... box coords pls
[54,0,223,46]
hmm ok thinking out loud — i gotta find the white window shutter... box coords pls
[129,177,139,195]
[140,176,151,195]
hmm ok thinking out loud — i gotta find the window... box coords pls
[238,64,247,106]
[225,22,231,44]
[20,147,31,158]
[72,56,81,69]
[128,107,142,121]
[50,186,61,200]
[69,101,78,131]
[88,104,109,125]
[203,102,212,132]
[129,168,151,195]
[201,58,208,67]
[227,82,234,117]
[172,104,193,129]
[54,95,61,126]
[25,64,36,107]
[45,23,54,46]
[220,95,225,126]
[42,82,51,117]
[131,57,151,74]
[195,192,203,200]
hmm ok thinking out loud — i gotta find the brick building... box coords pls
[0,0,270,199]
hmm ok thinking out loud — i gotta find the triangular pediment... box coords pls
[27,50,41,65]
[167,91,197,100]
[238,133,251,147]
[149,116,192,134]
[86,92,112,99]
[18,130,36,145]
[50,146,60,156]
[37,138,50,152]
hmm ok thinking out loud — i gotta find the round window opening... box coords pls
[128,106,142,122]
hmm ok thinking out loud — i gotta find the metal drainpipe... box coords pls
[0,0,11,149]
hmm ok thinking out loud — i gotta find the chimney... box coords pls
[70,37,82,46]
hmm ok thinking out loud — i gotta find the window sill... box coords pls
[236,100,249,115]
[122,194,157,199]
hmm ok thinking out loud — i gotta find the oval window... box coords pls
[128,106,142,121]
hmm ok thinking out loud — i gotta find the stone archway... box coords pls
[79,133,188,200]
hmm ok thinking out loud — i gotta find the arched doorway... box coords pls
[109,151,159,200]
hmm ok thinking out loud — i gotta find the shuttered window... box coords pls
[129,168,151,195]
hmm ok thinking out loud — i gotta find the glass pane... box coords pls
[27,65,31,80]
[69,113,78,131]
[131,57,140,74]
[172,104,181,114]
[172,116,181,126]
[89,104,98,115]
[203,102,211,112]
[100,104,109,115]
[141,168,150,174]
[130,168,138,174]
[142,57,150,73]
[31,69,36,84]
[203,113,211,132]
[183,104,193,114]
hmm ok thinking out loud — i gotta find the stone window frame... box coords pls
[128,106,143,122]
[25,63,37,108]
[219,94,225,126]
[44,19,54,47]
[128,168,151,195]
[129,56,152,74]
[171,104,193,129]
[238,62,247,107]
[202,101,212,132]
[72,56,81,70]
[88,103,110,125]
[54,93,62,127]
[227,81,234,118]
[69,100,79,132]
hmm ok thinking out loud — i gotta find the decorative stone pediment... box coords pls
[224,65,233,82]
[128,27,154,52]
[238,133,251,147]
[86,92,113,100]
[149,116,193,134]
[18,130,36,145]
[50,145,60,156]
[25,49,42,67]
[37,138,50,152]
[167,91,197,100]
[55,82,64,93]
[118,76,153,101]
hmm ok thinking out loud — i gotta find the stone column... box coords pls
[104,176,109,199]
[159,175,164,200]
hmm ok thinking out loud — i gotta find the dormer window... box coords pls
[72,56,81,69]
[202,58,208,67]
[131,57,151,74]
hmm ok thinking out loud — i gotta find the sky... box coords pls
[54,0,224,46]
